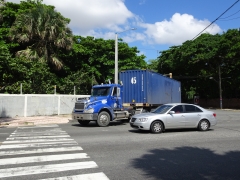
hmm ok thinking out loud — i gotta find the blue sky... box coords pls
[8,0,240,62]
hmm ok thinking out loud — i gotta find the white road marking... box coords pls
[0,153,89,165]
[39,172,110,180]
[0,161,98,178]
[6,135,70,140]
[0,147,83,156]
[0,141,77,149]
[10,132,68,136]
[2,138,74,144]
[17,124,59,128]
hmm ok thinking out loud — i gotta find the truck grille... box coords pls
[75,102,84,111]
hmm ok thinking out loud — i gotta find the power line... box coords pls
[219,16,240,21]
[219,9,240,19]
[192,0,240,40]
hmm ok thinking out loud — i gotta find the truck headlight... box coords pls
[138,118,148,122]
[84,108,94,113]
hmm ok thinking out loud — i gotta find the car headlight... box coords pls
[84,108,94,113]
[138,118,148,122]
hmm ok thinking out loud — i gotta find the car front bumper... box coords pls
[72,112,98,121]
[130,121,150,130]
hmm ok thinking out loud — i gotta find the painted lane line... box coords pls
[0,146,83,156]
[7,135,70,140]
[0,153,89,165]
[3,138,74,144]
[0,141,78,149]
[0,161,98,178]
[39,172,110,180]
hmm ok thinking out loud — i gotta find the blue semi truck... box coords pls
[72,70,181,127]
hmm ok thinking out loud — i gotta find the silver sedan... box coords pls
[129,103,217,133]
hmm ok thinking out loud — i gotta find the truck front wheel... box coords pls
[97,111,110,127]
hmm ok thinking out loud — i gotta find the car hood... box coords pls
[133,113,162,118]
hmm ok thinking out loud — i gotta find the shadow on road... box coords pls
[131,146,240,180]
[71,120,129,128]
[128,128,215,134]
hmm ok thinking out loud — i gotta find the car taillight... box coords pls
[213,113,216,117]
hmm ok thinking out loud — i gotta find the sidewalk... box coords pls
[0,115,72,128]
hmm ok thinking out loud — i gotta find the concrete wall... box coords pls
[0,94,90,118]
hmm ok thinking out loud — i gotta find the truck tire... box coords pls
[78,120,90,126]
[97,111,110,127]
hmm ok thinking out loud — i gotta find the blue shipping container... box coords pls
[119,70,181,105]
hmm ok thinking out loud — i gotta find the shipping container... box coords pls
[120,70,181,106]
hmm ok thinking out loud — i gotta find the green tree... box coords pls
[156,30,240,100]
[61,36,147,94]
[9,0,73,70]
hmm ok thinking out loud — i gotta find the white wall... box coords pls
[0,94,90,118]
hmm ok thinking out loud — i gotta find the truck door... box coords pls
[111,87,120,109]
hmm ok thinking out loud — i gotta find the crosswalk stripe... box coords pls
[3,138,74,144]
[0,161,98,178]
[10,132,68,136]
[7,135,71,140]
[0,147,83,156]
[17,125,59,128]
[0,141,78,149]
[0,153,89,165]
[39,172,110,180]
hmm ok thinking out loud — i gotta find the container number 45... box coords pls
[131,77,137,84]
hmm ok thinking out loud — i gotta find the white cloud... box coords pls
[5,1,222,46]
[140,13,222,45]
[7,0,135,36]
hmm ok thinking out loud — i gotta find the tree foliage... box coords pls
[158,30,240,100]
[8,0,73,70]
[0,0,147,94]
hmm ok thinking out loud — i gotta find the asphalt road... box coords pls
[0,109,240,180]
[60,109,240,180]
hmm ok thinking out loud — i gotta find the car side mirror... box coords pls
[169,111,175,114]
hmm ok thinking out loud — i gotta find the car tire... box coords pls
[78,120,90,126]
[97,111,110,127]
[150,121,163,133]
[198,119,210,131]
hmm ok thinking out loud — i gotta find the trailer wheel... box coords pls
[78,120,90,126]
[97,111,110,127]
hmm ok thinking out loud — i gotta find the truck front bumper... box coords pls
[72,112,98,121]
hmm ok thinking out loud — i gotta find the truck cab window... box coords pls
[92,87,110,96]
[113,87,117,96]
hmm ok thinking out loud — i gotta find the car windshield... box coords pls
[152,105,173,114]
[92,87,111,97]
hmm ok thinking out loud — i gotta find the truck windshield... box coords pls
[152,105,173,114]
[92,87,111,97]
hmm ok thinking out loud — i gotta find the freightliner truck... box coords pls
[72,70,181,127]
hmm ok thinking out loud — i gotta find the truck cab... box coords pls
[72,83,130,126]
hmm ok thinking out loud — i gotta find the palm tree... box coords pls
[10,0,73,70]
